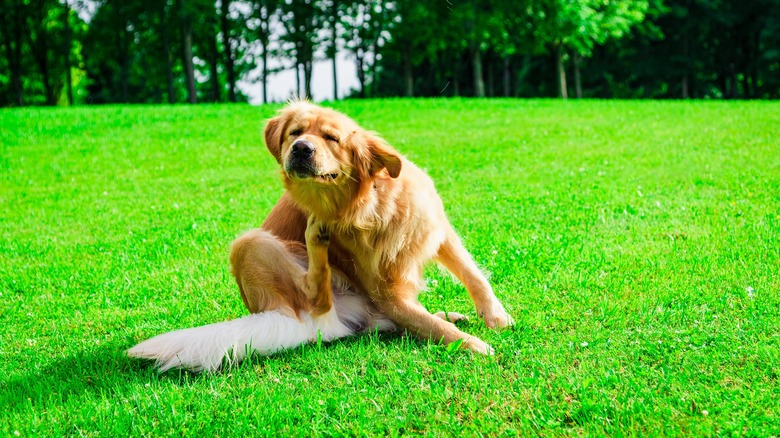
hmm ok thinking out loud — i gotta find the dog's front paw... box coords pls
[434,311,469,323]
[305,215,330,247]
[463,337,494,355]
[480,302,514,329]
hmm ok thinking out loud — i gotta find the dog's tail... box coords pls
[127,294,394,373]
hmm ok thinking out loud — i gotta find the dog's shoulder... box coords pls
[261,192,308,244]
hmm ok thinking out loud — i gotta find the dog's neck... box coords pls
[285,173,396,230]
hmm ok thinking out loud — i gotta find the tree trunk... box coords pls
[453,52,461,97]
[750,30,760,97]
[367,1,384,97]
[728,71,739,99]
[330,0,338,100]
[471,46,485,97]
[742,30,754,98]
[741,72,749,99]
[180,0,197,104]
[261,38,268,104]
[331,52,338,100]
[1,4,25,105]
[258,6,271,104]
[118,29,129,103]
[486,52,495,97]
[63,2,73,105]
[302,37,313,99]
[369,45,380,97]
[402,47,413,97]
[555,44,567,99]
[516,54,532,97]
[221,0,236,102]
[502,56,510,97]
[12,52,23,104]
[729,73,738,99]
[681,30,689,99]
[29,6,55,105]
[35,28,54,104]
[208,30,221,102]
[356,48,365,98]
[160,1,176,103]
[573,52,582,99]
[304,59,313,99]
[296,62,302,98]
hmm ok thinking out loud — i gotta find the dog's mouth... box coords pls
[286,162,340,182]
[312,172,340,181]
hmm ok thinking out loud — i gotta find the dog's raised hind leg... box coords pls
[304,215,334,316]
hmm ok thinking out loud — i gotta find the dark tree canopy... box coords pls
[1,0,778,106]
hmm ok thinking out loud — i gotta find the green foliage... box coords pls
[340,0,396,97]
[1,100,779,435]
[370,0,780,99]
[1,0,779,105]
[80,0,250,104]
[279,0,323,98]
[582,0,780,99]
[542,0,649,56]
[0,0,84,106]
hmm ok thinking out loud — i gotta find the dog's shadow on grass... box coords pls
[3,332,406,413]
[2,342,160,413]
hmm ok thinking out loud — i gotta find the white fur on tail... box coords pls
[128,294,394,372]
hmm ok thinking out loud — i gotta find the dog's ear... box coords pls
[264,115,285,164]
[352,131,402,179]
[373,139,402,178]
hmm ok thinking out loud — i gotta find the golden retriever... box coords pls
[128,101,512,372]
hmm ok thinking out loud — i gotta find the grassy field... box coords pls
[1,99,779,436]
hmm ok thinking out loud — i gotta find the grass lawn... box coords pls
[1,99,779,436]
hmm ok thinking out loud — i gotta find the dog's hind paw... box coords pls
[434,311,468,323]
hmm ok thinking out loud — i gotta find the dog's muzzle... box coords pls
[291,140,315,160]
[286,140,339,181]
[287,140,317,177]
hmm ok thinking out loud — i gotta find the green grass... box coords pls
[1,99,779,436]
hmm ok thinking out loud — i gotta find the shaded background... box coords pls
[1,0,779,107]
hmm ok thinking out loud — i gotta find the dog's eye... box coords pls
[323,133,339,143]
[290,128,303,137]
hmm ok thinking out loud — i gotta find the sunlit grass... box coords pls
[1,99,778,436]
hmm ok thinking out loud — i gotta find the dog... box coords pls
[128,101,512,372]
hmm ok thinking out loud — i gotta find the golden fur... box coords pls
[231,101,512,354]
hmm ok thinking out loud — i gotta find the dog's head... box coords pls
[264,101,402,186]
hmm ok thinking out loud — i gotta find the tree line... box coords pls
[1,0,778,107]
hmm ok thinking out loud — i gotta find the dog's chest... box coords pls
[327,226,404,286]
[330,228,384,268]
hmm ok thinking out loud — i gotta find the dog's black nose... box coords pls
[291,140,315,159]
